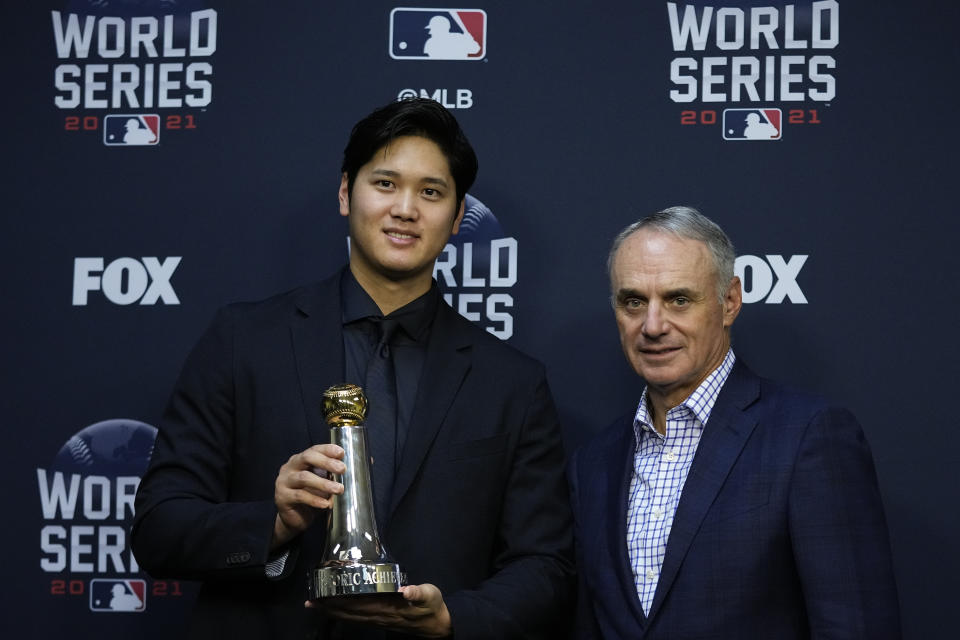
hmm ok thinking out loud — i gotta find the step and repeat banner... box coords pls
[3,2,956,638]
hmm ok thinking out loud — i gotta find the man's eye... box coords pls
[376,180,393,188]
[423,188,440,198]
[624,298,643,309]
[674,297,689,306]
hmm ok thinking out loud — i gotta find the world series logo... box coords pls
[37,418,186,611]
[667,1,838,140]
[51,2,217,146]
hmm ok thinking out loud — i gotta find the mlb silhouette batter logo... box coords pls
[722,108,782,141]
[390,8,486,60]
[103,114,160,146]
[89,579,146,612]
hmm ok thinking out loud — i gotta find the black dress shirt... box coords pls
[339,268,438,492]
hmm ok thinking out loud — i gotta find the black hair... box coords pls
[341,98,478,206]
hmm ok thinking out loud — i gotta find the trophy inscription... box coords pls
[307,383,407,599]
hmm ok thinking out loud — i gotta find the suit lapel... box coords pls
[389,302,471,513]
[600,419,650,628]
[290,275,346,445]
[646,361,761,621]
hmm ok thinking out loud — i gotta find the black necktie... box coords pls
[364,317,398,529]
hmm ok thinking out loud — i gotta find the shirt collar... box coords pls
[339,267,439,343]
[633,349,737,440]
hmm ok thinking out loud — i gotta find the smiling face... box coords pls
[611,229,741,411]
[339,135,463,301]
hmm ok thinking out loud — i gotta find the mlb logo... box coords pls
[89,579,146,612]
[103,114,160,146]
[390,8,486,60]
[722,109,782,141]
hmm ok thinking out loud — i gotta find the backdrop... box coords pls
[3,1,957,638]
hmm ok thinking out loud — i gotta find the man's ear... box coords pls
[722,276,743,328]
[450,199,465,235]
[338,173,350,217]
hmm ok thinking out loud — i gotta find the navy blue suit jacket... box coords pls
[132,272,574,640]
[568,360,900,639]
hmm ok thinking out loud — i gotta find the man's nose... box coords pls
[642,303,668,337]
[391,190,418,220]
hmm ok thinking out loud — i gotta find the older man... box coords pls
[568,206,900,639]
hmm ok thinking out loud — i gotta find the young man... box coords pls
[133,99,573,639]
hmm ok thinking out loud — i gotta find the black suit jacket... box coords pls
[132,273,574,639]
[569,360,900,639]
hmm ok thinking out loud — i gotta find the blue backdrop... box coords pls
[3,1,957,638]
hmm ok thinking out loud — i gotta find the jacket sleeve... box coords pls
[443,372,576,639]
[131,307,280,581]
[788,406,901,639]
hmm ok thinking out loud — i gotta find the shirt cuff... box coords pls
[265,548,290,578]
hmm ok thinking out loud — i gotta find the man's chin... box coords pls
[634,364,683,390]
[378,262,431,282]
[635,354,680,376]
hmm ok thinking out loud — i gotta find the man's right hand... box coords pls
[271,444,345,550]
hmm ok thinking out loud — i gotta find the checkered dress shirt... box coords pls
[626,349,735,614]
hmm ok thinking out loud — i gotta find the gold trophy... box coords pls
[308,384,407,599]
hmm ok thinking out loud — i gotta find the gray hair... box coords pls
[607,206,736,303]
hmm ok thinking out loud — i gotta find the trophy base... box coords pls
[308,562,408,599]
